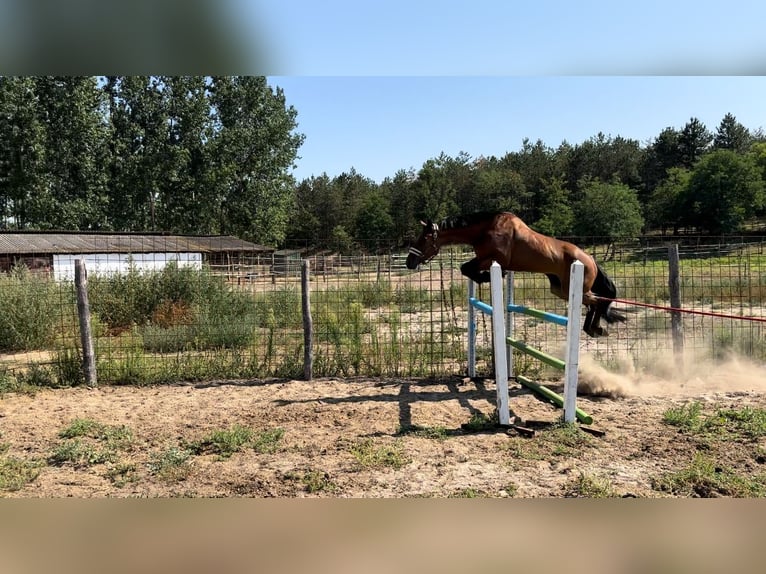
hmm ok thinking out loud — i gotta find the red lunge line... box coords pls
[596,296,766,323]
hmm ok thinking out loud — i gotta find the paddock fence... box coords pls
[2,235,766,388]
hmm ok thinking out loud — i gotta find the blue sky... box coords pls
[245,1,766,183]
[268,76,766,184]
[251,1,766,75]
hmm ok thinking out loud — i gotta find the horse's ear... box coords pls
[419,220,427,227]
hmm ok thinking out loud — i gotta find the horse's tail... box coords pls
[593,263,627,324]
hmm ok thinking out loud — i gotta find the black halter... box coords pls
[408,224,439,264]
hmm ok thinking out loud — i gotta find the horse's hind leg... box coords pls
[583,301,605,337]
[584,307,594,335]
[583,306,604,337]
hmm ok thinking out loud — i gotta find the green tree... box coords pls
[443,151,475,216]
[686,150,764,234]
[285,175,332,246]
[750,142,766,217]
[564,133,644,203]
[750,142,766,182]
[713,112,752,153]
[679,117,712,168]
[330,169,378,236]
[572,179,644,239]
[355,191,394,248]
[104,76,169,231]
[380,169,416,245]
[30,76,110,229]
[155,76,213,234]
[329,225,355,253]
[645,167,690,234]
[285,169,376,249]
[206,76,304,245]
[0,76,47,228]
[534,176,574,236]
[471,159,527,214]
[641,127,683,203]
[499,139,564,221]
[412,153,461,222]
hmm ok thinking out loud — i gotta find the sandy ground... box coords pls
[3,351,766,498]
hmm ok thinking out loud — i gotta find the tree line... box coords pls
[2,76,766,250]
[0,76,303,246]
[286,117,766,250]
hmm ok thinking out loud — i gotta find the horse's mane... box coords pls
[438,211,504,230]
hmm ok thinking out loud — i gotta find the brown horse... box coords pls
[405,211,626,337]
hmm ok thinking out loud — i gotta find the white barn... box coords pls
[0,232,275,280]
[51,251,203,281]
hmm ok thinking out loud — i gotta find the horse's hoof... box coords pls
[584,326,606,338]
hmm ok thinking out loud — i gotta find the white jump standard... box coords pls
[467,263,510,425]
[467,260,592,425]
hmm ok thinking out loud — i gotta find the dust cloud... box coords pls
[577,347,766,399]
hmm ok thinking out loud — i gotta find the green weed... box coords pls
[701,406,766,440]
[59,418,103,439]
[0,367,23,394]
[394,284,430,313]
[564,473,618,498]
[652,453,766,497]
[662,401,704,431]
[18,363,58,388]
[463,411,499,432]
[301,470,337,494]
[397,424,448,440]
[449,488,488,498]
[349,438,410,470]
[189,425,284,460]
[0,456,42,492]
[190,424,255,460]
[49,419,133,468]
[252,428,285,454]
[49,439,116,467]
[663,403,766,440]
[148,447,194,482]
[547,422,592,457]
[105,462,139,487]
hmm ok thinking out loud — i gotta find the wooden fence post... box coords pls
[74,259,97,387]
[301,259,313,380]
[668,244,684,365]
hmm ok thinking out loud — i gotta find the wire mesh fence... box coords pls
[2,234,766,388]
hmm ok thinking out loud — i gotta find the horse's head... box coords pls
[406,220,440,269]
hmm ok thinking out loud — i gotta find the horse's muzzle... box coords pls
[406,248,422,269]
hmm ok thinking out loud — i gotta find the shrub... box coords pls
[89,262,246,331]
[0,266,65,351]
[252,287,301,328]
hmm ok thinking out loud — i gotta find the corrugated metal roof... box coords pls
[0,233,275,255]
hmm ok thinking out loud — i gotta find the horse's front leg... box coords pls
[461,257,497,284]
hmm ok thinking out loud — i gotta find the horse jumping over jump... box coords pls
[405,211,626,338]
